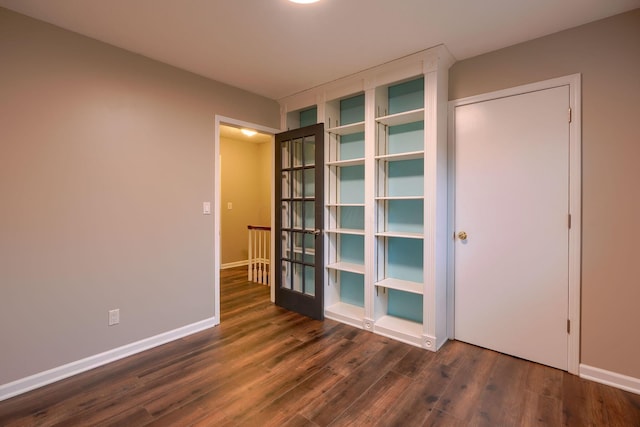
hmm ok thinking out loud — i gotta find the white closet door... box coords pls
[454,86,570,370]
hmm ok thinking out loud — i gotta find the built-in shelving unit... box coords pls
[373,77,426,346]
[323,93,367,328]
[279,46,454,350]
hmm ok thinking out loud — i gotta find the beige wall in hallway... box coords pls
[220,137,271,265]
[0,7,279,385]
[449,9,640,378]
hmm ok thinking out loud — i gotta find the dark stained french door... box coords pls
[275,124,324,320]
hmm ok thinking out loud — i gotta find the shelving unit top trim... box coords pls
[277,45,454,119]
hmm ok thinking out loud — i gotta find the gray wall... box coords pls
[0,8,279,384]
[450,9,640,378]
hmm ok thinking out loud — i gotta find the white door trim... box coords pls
[447,74,581,374]
[214,116,280,323]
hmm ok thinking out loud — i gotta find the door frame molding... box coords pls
[447,74,582,374]
[214,115,280,324]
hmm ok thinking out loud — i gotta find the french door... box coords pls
[275,124,324,320]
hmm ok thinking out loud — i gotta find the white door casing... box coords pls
[448,75,581,373]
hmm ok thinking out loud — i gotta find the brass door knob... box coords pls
[457,231,468,240]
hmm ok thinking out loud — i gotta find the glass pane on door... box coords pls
[304,169,315,197]
[305,266,315,296]
[304,201,315,230]
[281,171,291,198]
[293,263,303,293]
[281,140,290,169]
[293,138,303,167]
[304,136,315,166]
[293,170,303,198]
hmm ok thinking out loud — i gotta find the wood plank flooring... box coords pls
[1,266,639,426]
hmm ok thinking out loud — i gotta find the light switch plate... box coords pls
[203,202,211,215]
[108,309,120,326]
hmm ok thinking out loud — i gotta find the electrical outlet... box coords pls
[108,309,120,326]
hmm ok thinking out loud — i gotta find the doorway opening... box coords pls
[214,116,280,324]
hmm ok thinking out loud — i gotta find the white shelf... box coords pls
[325,228,365,235]
[374,315,423,347]
[326,203,365,207]
[326,158,365,167]
[375,278,423,294]
[374,196,423,201]
[375,151,424,162]
[375,231,424,239]
[376,108,424,127]
[327,121,365,135]
[325,302,365,327]
[326,261,365,274]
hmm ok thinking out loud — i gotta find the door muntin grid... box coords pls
[280,134,317,296]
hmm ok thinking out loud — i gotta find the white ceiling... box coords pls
[1,0,638,100]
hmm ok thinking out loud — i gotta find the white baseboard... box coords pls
[0,316,218,402]
[580,364,640,395]
[221,260,248,269]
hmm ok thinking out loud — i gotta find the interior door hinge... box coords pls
[568,214,572,229]
[567,319,571,334]
[568,108,572,123]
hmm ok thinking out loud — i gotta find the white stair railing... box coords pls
[247,225,270,285]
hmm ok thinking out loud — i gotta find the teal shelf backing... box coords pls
[340,234,364,265]
[387,159,424,197]
[340,132,365,160]
[339,165,365,204]
[340,94,365,126]
[300,107,318,127]
[388,122,424,155]
[388,78,424,115]
[387,199,423,233]
[340,206,364,230]
[387,237,423,282]
[339,271,365,307]
[387,289,423,323]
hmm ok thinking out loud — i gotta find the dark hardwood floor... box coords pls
[1,266,639,426]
